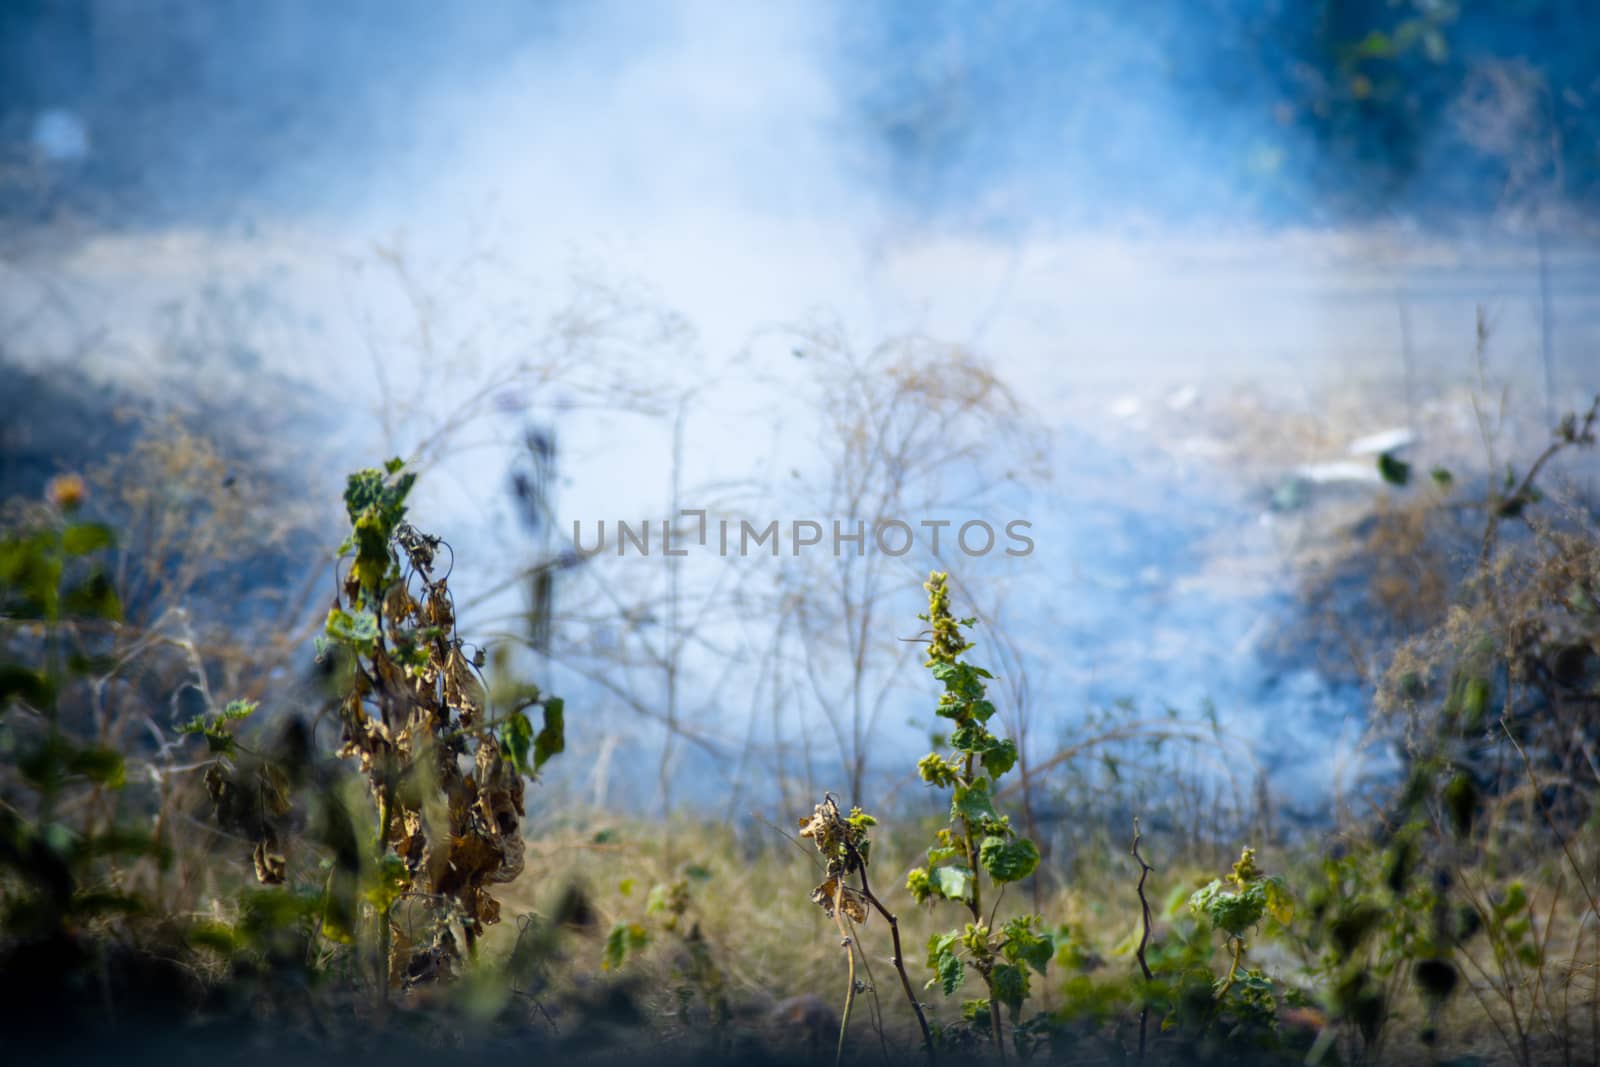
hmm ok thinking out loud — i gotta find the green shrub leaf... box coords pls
[936,946,964,996]
[980,836,1040,883]
[933,865,974,903]
[61,522,115,556]
[602,921,650,970]
[0,663,55,711]
[951,778,997,825]
[992,962,1029,1016]
[69,746,126,789]
[1378,451,1411,486]
[500,710,534,774]
[534,698,565,770]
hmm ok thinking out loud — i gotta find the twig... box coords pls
[849,926,893,1065]
[847,838,936,1065]
[1501,719,1600,925]
[833,885,857,1067]
[1131,818,1155,1063]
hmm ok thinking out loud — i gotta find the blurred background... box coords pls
[3,0,1597,833]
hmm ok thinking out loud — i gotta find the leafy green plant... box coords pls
[602,864,730,1040]
[906,572,1050,1059]
[0,475,179,1024]
[1,476,128,813]
[1189,847,1294,999]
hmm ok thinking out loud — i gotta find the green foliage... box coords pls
[177,698,258,755]
[1186,846,1295,1017]
[602,920,650,970]
[500,697,565,777]
[1189,848,1294,939]
[602,864,729,1031]
[906,571,1051,1053]
[338,462,416,600]
[0,479,171,1002]
[979,835,1040,883]
[1377,451,1411,486]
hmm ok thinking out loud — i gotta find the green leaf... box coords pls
[1001,916,1053,974]
[1459,676,1490,732]
[602,921,649,970]
[936,946,965,996]
[361,853,409,913]
[222,699,258,721]
[951,778,998,825]
[1443,773,1477,839]
[500,710,534,775]
[325,607,380,654]
[1495,882,1528,920]
[1262,877,1295,925]
[926,930,961,967]
[981,737,1018,777]
[932,865,974,903]
[1430,467,1454,489]
[534,697,565,770]
[61,522,115,556]
[949,723,989,752]
[188,921,243,955]
[62,571,121,621]
[68,746,126,789]
[351,514,392,596]
[0,534,62,620]
[1377,452,1411,487]
[992,962,1029,1016]
[343,466,415,529]
[980,836,1040,883]
[0,663,55,711]
[1190,880,1267,937]
[1355,30,1392,58]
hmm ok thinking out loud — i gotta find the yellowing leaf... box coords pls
[1264,879,1295,926]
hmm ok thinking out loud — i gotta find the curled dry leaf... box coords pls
[203,760,292,885]
[253,840,287,885]
[811,877,868,924]
[328,507,539,979]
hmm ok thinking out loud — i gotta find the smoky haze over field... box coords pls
[9,1,1600,227]
[3,1,1599,820]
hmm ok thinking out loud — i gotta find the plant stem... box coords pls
[1501,718,1600,925]
[835,905,857,1067]
[849,840,936,1065]
[959,756,1006,1063]
[1217,936,1244,1000]
[1131,819,1155,1063]
[375,751,397,1008]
